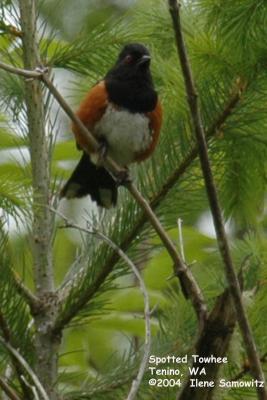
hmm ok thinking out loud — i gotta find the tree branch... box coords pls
[168,1,267,399]
[0,376,22,400]
[50,208,151,400]
[0,336,49,400]
[0,60,42,79]
[11,272,40,313]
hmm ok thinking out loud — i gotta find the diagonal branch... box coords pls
[168,1,267,399]
[0,336,49,400]
[0,376,22,400]
[11,272,40,313]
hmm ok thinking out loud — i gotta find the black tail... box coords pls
[60,152,117,208]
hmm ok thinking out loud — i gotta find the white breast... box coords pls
[93,104,152,166]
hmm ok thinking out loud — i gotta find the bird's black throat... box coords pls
[105,70,158,113]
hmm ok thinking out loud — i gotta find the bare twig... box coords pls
[0,60,42,79]
[12,272,40,313]
[168,1,267,399]
[177,218,185,262]
[0,376,22,400]
[0,337,49,400]
[20,375,40,400]
[51,208,151,400]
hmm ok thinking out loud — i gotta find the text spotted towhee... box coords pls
[60,43,162,208]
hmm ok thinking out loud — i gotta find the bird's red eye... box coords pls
[124,55,133,64]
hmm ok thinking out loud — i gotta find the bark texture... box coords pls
[18,1,59,398]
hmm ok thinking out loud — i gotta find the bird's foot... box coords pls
[97,137,108,166]
[114,167,132,186]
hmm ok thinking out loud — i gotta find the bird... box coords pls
[60,43,162,208]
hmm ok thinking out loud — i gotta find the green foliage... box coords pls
[0,230,33,372]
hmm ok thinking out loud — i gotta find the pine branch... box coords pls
[168,1,267,399]
[0,60,42,79]
[0,376,21,400]
[12,272,40,314]
[51,208,151,400]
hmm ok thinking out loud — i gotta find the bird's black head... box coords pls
[117,43,151,70]
[106,43,152,81]
[105,43,157,113]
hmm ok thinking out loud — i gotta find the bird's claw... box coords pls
[35,66,49,74]
[97,138,108,166]
[114,168,132,186]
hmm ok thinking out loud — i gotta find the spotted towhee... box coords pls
[61,43,162,208]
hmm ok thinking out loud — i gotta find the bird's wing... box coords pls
[72,81,109,152]
[134,99,163,162]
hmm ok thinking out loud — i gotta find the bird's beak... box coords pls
[137,54,151,66]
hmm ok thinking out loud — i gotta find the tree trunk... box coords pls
[18,1,59,398]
